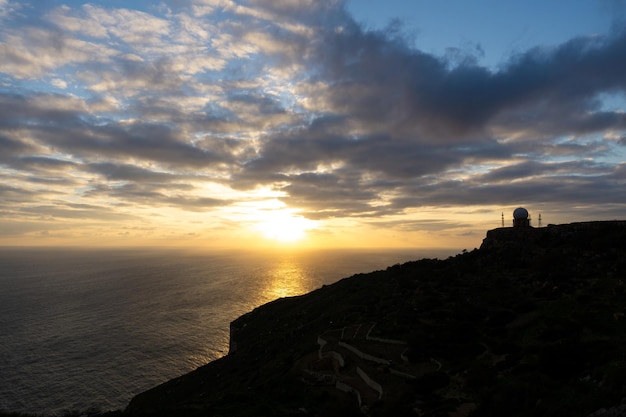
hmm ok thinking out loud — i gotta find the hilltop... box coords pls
[121,221,626,416]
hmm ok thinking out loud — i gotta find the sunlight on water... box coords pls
[260,257,309,302]
[0,247,440,415]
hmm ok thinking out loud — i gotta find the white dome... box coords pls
[513,207,529,219]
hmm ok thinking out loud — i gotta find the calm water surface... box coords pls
[0,247,451,415]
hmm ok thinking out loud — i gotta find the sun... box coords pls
[255,210,317,243]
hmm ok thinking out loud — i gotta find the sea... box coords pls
[0,246,453,416]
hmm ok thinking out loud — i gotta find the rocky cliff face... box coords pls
[126,221,626,417]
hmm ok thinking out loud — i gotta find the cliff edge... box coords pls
[126,221,626,417]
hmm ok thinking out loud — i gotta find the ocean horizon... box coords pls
[0,246,456,416]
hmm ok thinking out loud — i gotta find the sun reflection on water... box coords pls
[258,256,310,303]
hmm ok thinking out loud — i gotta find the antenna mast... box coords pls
[538,213,542,228]
[501,212,504,227]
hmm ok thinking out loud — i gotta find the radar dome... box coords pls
[513,207,529,219]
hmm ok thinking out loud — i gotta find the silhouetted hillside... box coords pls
[4,222,622,417]
[124,222,626,416]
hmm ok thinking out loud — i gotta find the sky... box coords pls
[1,0,626,250]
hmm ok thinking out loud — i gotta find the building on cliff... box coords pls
[513,207,531,228]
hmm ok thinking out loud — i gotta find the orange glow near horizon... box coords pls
[0,201,574,253]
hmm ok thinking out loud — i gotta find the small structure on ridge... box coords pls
[513,207,531,228]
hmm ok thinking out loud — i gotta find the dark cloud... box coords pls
[302,24,626,137]
[279,171,385,219]
[0,135,30,154]
[229,16,626,218]
[476,160,607,184]
[0,135,37,166]
[390,164,626,209]
[0,183,31,199]
[85,182,229,212]
[87,162,183,182]
[18,155,76,169]
[1,1,626,241]
[63,123,225,168]
[0,93,83,127]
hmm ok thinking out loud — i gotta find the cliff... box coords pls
[125,221,626,417]
[481,221,626,251]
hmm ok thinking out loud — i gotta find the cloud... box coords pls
[1,0,625,243]
[85,182,229,212]
[302,23,626,139]
[0,26,119,79]
[232,13,626,217]
[0,135,34,160]
[0,0,23,20]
